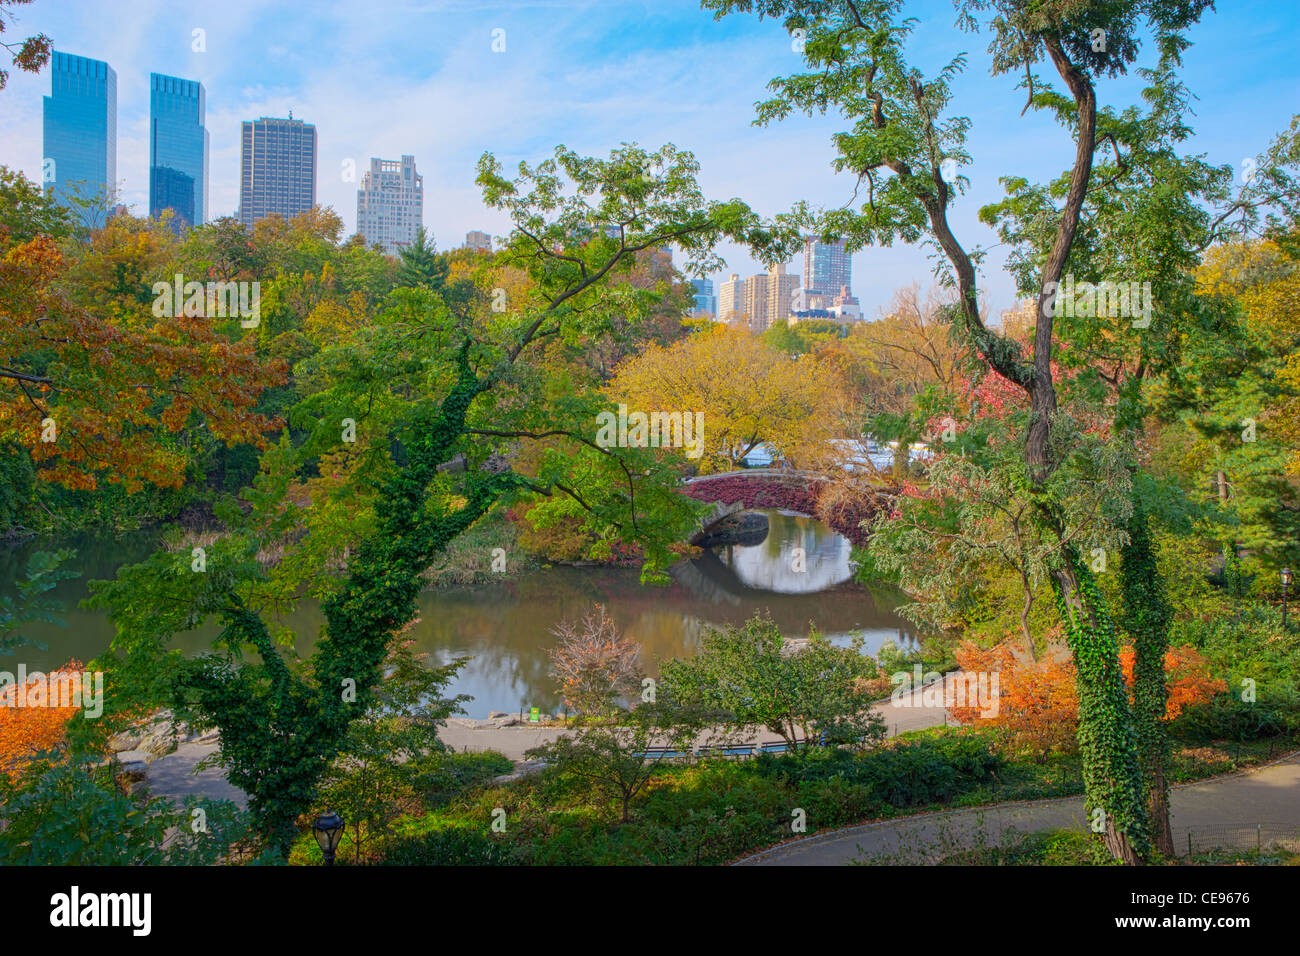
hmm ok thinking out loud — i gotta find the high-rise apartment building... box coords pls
[238,115,317,227]
[689,278,716,317]
[765,262,799,327]
[356,155,423,254]
[149,73,208,232]
[802,237,852,297]
[42,51,117,226]
[466,230,492,252]
[718,273,746,325]
[743,272,770,333]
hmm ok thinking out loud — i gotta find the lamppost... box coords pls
[313,810,344,866]
[1282,567,1292,631]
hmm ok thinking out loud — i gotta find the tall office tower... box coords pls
[802,237,852,297]
[356,155,423,254]
[466,230,492,252]
[718,273,747,325]
[238,115,317,227]
[743,272,770,333]
[689,278,716,316]
[42,51,117,227]
[765,262,799,326]
[149,73,208,232]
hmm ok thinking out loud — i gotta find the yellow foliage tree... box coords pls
[607,324,847,472]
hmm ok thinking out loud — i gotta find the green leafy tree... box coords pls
[0,757,255,865]
[661,615,886,750]
[396,226,449,289]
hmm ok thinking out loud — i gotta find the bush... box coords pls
[1171,696,1294,742]
[380,825,518,866]
[753,735,1003,808]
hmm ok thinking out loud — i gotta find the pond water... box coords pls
[0,510,922,718]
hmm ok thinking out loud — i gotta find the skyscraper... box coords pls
[149,73,208,231]
[42,51,117,226]
[356,155,423,254]
[466,230,492,252]
[238,115,317,227]
[689,278,716,317]
[802,237,852,298]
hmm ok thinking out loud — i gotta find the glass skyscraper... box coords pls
[238,115,317,227]
[802,237,852,297]
[42,51,117,226]
[149,73,209,231]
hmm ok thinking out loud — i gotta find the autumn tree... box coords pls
[708,0,1224,862]
[0,0,49,91]
[608,323,848,471]
[547,604,642,719]
[0,181,287,494]
[0,659,85,778]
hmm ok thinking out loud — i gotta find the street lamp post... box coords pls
[1282,568,1292,631]
[313,810,345,866]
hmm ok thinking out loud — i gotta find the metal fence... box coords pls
[1174,823,1300,857]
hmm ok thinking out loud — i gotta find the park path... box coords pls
[734,750,1300,865]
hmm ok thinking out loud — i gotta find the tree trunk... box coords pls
[1121,502,1176,856]
[1051,550,1151,865]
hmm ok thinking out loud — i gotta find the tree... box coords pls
[0,228,286,492]
[707,0,1219,863]
[948,643,1078,762]
[318,637,471,863]
[92,142,783,853]
[526,709,680,824]
[396,226,448,289]
[660,615,886,750]
[0,658,84,778]
[547,604,642,719]
[608,323,848,470]
[0,0,49,91]
[0,166,72,244]
[841,283,962,478]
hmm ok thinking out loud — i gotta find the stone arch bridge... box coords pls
[680,469,896,549]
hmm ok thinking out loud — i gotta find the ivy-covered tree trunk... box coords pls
[1051,550,1151,865]
[1120,502,1175,856]
[187,347,519,855]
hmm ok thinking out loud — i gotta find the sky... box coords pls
[2,0,1298,319]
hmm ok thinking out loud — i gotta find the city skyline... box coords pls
[4,0,1299,316]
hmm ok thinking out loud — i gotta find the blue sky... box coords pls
[2,0,1298,318]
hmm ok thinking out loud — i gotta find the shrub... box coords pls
[380,825,518,866]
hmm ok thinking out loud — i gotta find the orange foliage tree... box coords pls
[950,641,1227,760]
[0,232,286,492]
[949,642,1078,761]
[0,659,85,778]
[1119,645,1226,720]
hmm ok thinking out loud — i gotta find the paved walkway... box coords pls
[735,750,1300,865]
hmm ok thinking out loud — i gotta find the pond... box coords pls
[1,510,923,718]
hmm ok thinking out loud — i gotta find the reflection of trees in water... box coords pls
[17,522,925,716]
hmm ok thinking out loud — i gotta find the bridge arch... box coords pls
[681,470,895,548]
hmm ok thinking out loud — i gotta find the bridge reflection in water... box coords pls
[6,513,922,719]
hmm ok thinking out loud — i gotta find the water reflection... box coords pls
[1,512,922,718]
[715,509,853,593]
